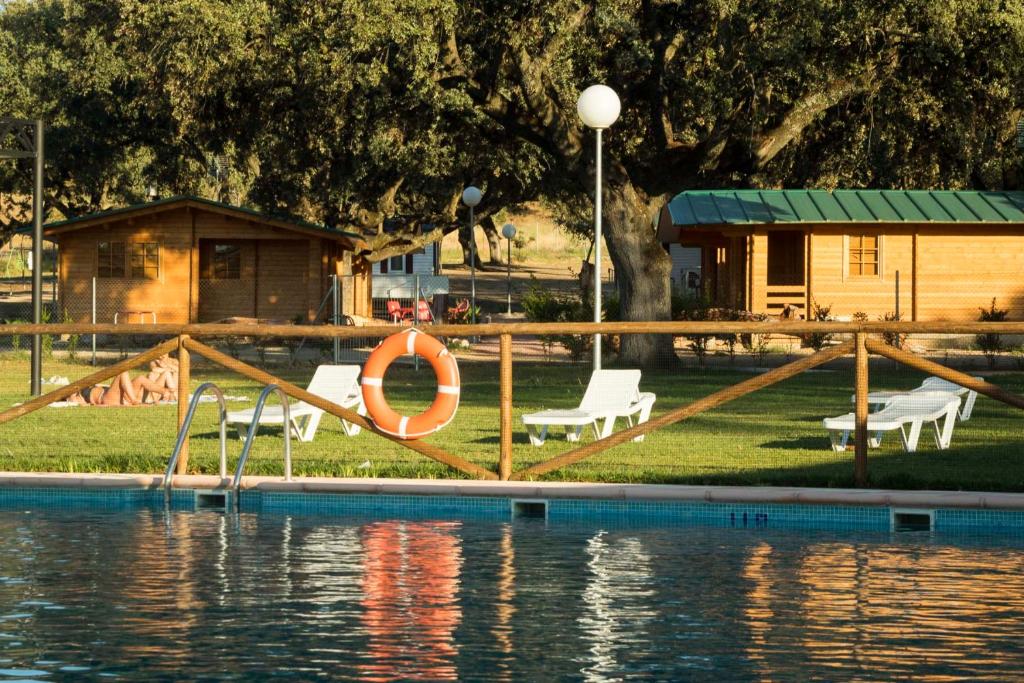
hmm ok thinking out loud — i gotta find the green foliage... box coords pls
[802,300,834,352]
[40,306,52,359]
[976,298,1009,367]
[879,312,907,350]
[63,310,80,361]
[520,279,592,362]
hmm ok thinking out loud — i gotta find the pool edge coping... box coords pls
[0,472,1022,510]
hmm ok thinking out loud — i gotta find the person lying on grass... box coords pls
[144,354,178,401]
[67,369,175,406]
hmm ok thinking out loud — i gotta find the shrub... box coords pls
[879,311,906,349]
[40,307,53,359]
[976,298,1008,368]
[520,279,592,362]
[801,300,833,351]
[63,310,80,361]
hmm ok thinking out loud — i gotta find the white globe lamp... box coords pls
[577,85,621,130]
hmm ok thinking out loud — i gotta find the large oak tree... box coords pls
[3,0,1022,366]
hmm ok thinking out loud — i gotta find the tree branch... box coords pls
[752,68,876,168]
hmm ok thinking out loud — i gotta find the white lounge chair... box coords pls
[521,369,656,446]
[916,376,980,421]
[856,375,981,423]
[824,393,961,453]
[227,365,366,442]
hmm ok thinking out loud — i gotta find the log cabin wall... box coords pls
[914,225,1024,321]
[56,209,193,323]
[52,204,360,324]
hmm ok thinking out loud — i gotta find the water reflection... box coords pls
[0,508,1020,680]
[359,521,463,681]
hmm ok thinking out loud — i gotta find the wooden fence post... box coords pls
[499,333,513,480]
[176,335,191,475]
[854,332,869,487]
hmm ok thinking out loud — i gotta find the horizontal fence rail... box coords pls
[4,320,1024,338]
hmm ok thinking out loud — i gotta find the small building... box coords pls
[370,228,449,318]
[658,189,1024,320]
[44,196,371,324]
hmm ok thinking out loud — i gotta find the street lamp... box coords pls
[461,186,482,326]
[576,84,620,371]
[502,223,517,314]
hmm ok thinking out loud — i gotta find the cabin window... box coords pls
[97,241,126,278]
[388,255,405,273]
[849,234,879,276]
[202,243,242,279]
[129,242,160,279]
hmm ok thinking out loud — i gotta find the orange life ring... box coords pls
[361,329,460,440]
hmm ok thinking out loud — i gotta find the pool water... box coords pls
[0,506,1022,680]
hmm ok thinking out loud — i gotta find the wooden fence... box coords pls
[1,320,1024,487]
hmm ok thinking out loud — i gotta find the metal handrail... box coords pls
[164,382,228,495]
[232,384,292,498]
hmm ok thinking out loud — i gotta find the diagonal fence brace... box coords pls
[865,338,1024,411]
[511,341,855,480]
[0,338,180,425]
[182,338,498,480]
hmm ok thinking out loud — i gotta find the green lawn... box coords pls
[1,353,1022,491]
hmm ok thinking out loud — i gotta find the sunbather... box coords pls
[68,370,174,406]
[143,354,179,403]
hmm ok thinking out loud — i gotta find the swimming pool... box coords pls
[0,500,1022,680]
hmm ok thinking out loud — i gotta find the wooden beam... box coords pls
[0,339,179,424]
[176,336,191,474]
[510,341,855,480]
[181,338,498,480]
[865,338,1024,411]
[499,333,513,480]
[911,231,918,321]
[854,333,868,487]
[8,320,1024,339]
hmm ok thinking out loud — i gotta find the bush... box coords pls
[879,311,906,349]
[63,310,80,361]
[801,300,833,351]
[520,279,592,362]
[976,298,1008,368]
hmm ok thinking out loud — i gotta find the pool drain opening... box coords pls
[511,499,548,519]
[195,490,229,511]
[892,508,934,532]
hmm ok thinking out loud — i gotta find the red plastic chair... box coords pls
[415,300,434,323]
[385,300,405,323]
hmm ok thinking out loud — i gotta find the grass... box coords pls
[1,353,1022,492]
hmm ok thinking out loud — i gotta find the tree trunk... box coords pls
[602,171,679,368]
[458,224,485,268]
[480,216,505,264]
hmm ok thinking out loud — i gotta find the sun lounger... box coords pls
[521,369,656,446]
[853,375,982,426]
[226,365,365,442]
[824,393,961,453]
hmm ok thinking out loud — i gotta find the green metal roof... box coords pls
[664,190,1024,226]
[41,195,365,243]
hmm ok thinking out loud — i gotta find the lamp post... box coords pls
[461,186,482,326]
[502,223,517,314]
[576,85,620,371]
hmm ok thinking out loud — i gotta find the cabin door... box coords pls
[766,230,806,317]
[197,239,257,322]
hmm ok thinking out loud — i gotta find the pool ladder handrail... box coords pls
[232,384,292,499]
[164,382,228,496]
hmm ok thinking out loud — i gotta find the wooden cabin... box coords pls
[658,190,1024,321]
[44,196,371,324]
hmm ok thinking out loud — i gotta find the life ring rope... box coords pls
[361,329,461,440]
